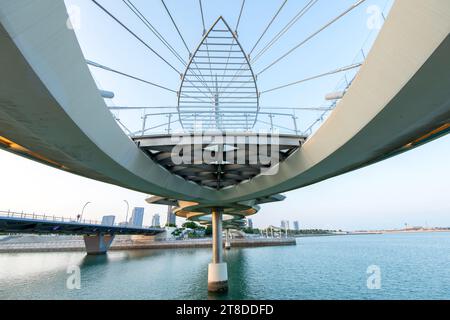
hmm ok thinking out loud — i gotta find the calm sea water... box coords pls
[0,232,449,300]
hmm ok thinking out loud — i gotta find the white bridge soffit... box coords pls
[134,133,305,190]
[0,0,449,206]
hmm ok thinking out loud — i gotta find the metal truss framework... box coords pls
[177,16,259,131]
[88,1,378,137]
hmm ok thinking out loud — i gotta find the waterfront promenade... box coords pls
[0,235,296,254]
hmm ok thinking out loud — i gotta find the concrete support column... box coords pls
[225,229,231,250]
[208,208,228,292]
[83,234,115,255]
[212,208,223,264]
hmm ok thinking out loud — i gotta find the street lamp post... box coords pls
[80,201,91,222]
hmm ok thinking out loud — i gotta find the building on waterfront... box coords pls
[247,218,253,229]
[166,206,176,227]
[293,221,300,231]
[152,214,161,228]
[129,207,145,227]
[101,215,116,226]
[102,215,116,226]
[281,220,290,230]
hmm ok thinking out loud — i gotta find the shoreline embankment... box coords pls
[0,237,296,254]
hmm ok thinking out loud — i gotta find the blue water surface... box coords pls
[0,233,449,300]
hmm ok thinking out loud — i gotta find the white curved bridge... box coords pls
[1,0,449,292]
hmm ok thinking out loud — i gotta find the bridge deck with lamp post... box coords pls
[0,210,164,254]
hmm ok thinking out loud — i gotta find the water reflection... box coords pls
[207,248,249,300]
[80,254,109,267]
[1,233,450,300]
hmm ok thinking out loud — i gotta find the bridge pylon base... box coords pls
[83,234,115,255]
[208,208,228,292]
[208,262,228,292]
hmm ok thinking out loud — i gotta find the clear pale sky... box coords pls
[1,0,448,230]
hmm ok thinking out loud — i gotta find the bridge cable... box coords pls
[235,0,246,34]
[217,0,248,93]
[257,0,367,76]
[87,60,207,103]
[251,0,318,64]
[199,0,207,35]
[123,0,214,100]
[303,0,386,135]
[218,0,288,95]
[159,0,216,100]
[248,0,288,57]
[122,0,186,67]
[86,60,177,93]
[160,0,191,55]
[219,0,317,98]
[261,63,362,94]
[115,118,134,136]
[91,0,181,75]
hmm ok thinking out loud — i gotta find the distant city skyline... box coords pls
[129,207,145,227]
[166,206,176,226]
[101,215,116,226]
[281,220,290,230]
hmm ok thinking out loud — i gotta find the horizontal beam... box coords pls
[179,101,258,104]
[191,62,247,65]
[187,68,250,71]
[181,91,257,94]
[198,43,239,46]
[197,50,242,53]
[185,74,253,77]
[194,56,247,59]
[182,86,255,89]
[180,96,258,99]
[183,80,255,83]
[206,36,234,39]
[109,106,331,111]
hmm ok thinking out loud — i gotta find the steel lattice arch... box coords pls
[178,17,259,132]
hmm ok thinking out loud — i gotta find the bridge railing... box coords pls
[0,210,157,230]
[0,210,96,224]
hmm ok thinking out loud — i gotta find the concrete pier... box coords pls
[0,236,297,253]
[225,229,231,250]
[83,234,115,255]
[208,208,228,292]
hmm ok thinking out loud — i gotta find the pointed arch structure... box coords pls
[178,16,259,131]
